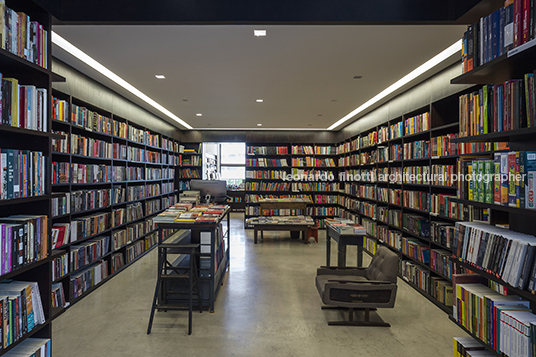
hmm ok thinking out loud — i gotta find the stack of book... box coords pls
[325,217,366,235]
[246,216,315,226]
[153,204,229,224]
[179,190,200,206]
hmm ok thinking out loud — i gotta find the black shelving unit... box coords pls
[49,90,181,309]
[0,0,66,353]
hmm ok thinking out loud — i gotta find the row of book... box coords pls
[459,74,536,137]
[52,252,68,282]
[245,181,290,191]
[403,139,429,160]
[290,182,340,192]
[1,77,48,132]
[247,146,288,155]
[51,282,66,309]
[177,168,200,179]
[453,337,495,357]
[111,217,154,251]
[0,149,46,199]
[71,260,109,300]
[245,169,287,179]
[404,112,431,136]
[60,102,178,150]
[71,236,110,272]
[314,194,340,204]
[304,205,338,216]
[290,157,336,167]
[245,194,312,203]
[458,151,536,209]
[0,215,48,276]
[288,169,335,181]
[0,281,46,349]
[453,275,536,356]
[246,158,289,167]
[462,0,536,73]
[182,155,200,166]
[453,222,536,292]
[0,5,48,68]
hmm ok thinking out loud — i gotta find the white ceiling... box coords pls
[52,24,466,131]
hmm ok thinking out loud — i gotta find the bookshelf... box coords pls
[445,3,536,355]
[244,143,340,228]
[0,0,66,353]
[335,93,496,313]
[227,190,245,212]
[49,90,181,313]
[176,142,202,191]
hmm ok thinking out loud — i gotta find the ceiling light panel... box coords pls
[51,32,193,130]
[327,40,461,130]
[254,29,266,37]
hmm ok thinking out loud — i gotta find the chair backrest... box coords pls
[365,246,398,283]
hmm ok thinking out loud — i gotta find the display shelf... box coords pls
[450,127,536,143]
[450,198,536,217]
[450,258,536,303]
[451,38,536,85]
[447,316,500,356]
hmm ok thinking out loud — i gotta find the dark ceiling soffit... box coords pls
[35,0,487,24]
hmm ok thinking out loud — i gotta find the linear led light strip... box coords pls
[51,32,193,130]
[327,40,462,131]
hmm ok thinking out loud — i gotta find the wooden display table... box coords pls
[253,223,310,244]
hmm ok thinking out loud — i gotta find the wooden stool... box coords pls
[307,226,319,243]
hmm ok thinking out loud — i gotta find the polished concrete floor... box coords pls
[52,213,468,356]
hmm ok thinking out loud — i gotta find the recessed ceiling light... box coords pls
[353,76,362,79]
[155,74,165,79]
[256,99,263,103]
[196,113,202,116]
[328,40,461,131]
[51,32,193,130]
[254,30,266,37]
[257,123,262,126]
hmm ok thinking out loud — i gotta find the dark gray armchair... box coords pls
[315,246,398,326]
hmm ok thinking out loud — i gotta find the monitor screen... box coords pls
[189,180,228,203]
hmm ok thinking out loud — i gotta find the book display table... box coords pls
[154,205,230,312]
[325,219,366,268]
[247,216,315,244]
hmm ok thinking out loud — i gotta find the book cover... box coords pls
[523,151,536,209]
[494,153,501,204]
[500,152,509,205]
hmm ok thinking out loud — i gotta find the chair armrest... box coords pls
[317,267,367,277]
[319,266,367,270]
[327,279,392,285]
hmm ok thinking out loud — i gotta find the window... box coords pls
[215,142,245,189]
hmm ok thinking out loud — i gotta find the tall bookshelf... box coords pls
[335,93,496,313]
[49,90,181,312]
[445,4,536,354]
[244,143,340,228]
[245,144,293,221]
[176,142,202,191]
[0,0,62,354]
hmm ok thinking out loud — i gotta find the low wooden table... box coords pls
[253,223,311,244]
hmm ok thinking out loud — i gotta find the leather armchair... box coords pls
[315,246,398,326]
